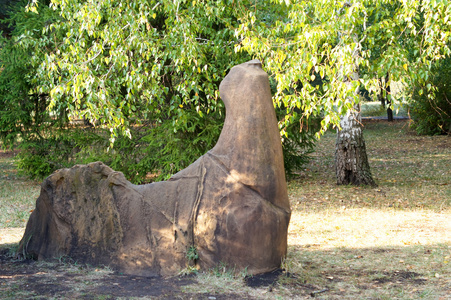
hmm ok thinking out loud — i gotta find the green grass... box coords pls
[1,120,450,299]
[0,152,40,230]
[361,101,410,117]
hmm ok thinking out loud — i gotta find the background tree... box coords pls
[334,3,376,186]
[1,0,315,182]
[2,0,449,182]
[0,0,61,146]
[237,0,451,185]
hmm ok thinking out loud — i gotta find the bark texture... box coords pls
[335,111,377,187]
[385,73,394,122]
[17,60,291,277]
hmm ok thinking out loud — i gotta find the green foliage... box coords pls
[410,55,451,135]
[3,0,451,182]
[13,101,226,182]
[237,0,451,136]
[0,0,64,147]
[139,109,224,182]
[1,0,320,181]
[186,246,199,262]
[0,0,248,180]
[42,0,249,137]
[45,0,252,180]
[15,127,101,179]
[279,111,317,179]
[11,0,414,184]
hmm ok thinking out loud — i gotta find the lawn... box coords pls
[1,120,450,299]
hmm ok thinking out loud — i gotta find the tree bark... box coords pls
[386,104,394,121]
[385,73,393,122]
[378,77,386,107]
[335,109,377,187]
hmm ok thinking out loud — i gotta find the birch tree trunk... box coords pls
[335,108,377,187]
[335,68,377,186]
[335,8,377,187]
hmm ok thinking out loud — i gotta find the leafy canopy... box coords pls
[1,0,315,181]
[4,0,450,181]
[237,0,451,135]
[42,0,250,140]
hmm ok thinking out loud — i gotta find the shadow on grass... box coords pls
[1,242,449,299]
[280,243,450,299]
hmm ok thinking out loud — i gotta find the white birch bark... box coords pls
[335,105,376,186]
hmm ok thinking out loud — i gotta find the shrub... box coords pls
[410,55,451,135]
[15,108,224,184]
[280,114,317,179]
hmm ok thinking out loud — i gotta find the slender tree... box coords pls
[335,3,376,186]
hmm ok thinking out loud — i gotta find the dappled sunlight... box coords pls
[288,209,451,250]
[372,153,451,163]
[0,227,25,245]
[225,169,257,187]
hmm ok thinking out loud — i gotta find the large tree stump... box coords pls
[18,60,291,276]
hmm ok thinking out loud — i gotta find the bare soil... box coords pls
[0,247,241,299]
[0,245,308,299]
[0,149,18,158]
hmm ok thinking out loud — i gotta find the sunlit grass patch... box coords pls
[361,101,409,117]
[289,208,451,250]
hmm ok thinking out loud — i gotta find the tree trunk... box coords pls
[335,109,377,187]
[387,105,393,121]
[335,2,376,187]
[385,73,393,122]
[378,77,386,108]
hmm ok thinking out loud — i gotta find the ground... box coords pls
[1,119,450,299]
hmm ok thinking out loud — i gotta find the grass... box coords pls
[360,101,410,117]
[1,120,450,299]
[0,150,40,239]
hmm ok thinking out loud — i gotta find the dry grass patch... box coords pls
[289,208,451,249]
